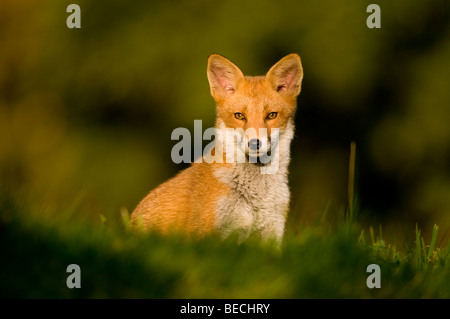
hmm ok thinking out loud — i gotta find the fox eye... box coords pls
[267,112,277,120]
[234,113,245,120]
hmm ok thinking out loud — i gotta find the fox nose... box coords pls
[248,139,262,151]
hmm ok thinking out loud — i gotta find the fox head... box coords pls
[206,54,303,166]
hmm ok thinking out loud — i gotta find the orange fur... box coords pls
[132,162,230,235]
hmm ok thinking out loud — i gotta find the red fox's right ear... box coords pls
[207,54,244,100]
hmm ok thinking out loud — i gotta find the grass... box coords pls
[1,195,449,299]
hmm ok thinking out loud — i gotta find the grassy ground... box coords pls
[1,192,449,299]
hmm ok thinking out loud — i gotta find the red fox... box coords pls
[131,53,303,243]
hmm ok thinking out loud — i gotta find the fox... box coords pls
[131,53,303,243]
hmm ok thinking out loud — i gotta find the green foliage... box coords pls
[1,199,448,298]
[414,224,442,272]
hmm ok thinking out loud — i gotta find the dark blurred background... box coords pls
[1,0,449,246]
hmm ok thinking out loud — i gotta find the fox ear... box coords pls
[207,54,245,99]
[266,54,303,98]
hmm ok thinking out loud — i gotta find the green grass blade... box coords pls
[416,224,422,270]
[421,237,427,261]
[121,207,131,231]
[428,224,439,259]
[358,230,365,244]
[370,226,375,245]
[347,141,356,221]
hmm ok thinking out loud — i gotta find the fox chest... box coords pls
[214,166,290,237]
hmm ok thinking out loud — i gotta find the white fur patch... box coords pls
[213,120,295,242]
